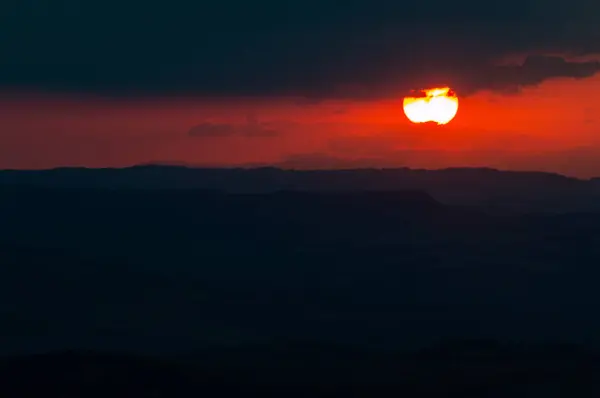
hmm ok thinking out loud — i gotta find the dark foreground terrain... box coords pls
[1,166,600,395]
[1,342,600,397]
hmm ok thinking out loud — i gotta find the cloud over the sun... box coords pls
[452,55,600,96]
[2,0,600,98]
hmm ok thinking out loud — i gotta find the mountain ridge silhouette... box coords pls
[0,165,598,212]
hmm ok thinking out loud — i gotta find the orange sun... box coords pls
[403,87,459,125]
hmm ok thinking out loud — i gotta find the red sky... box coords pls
[1,74,600,178]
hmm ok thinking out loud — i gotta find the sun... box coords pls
[403,87,459,125]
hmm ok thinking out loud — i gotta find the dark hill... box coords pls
[1,186,600,354]
[1,165,598,212]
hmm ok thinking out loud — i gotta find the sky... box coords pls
[1,0,600,177]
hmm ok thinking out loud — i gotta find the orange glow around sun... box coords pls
[403,87,459,125]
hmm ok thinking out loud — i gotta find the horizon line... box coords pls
[0,164,594,181]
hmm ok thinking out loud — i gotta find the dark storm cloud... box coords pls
[463,55,600,95]
[1,0,599,98]
[188,115,279,138]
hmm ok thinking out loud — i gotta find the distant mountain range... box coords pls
[1,165,600,212]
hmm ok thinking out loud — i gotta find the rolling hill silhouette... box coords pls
[1,165,598,212]
[2,166,600,395]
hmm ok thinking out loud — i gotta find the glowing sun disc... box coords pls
[403,87,459,125]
